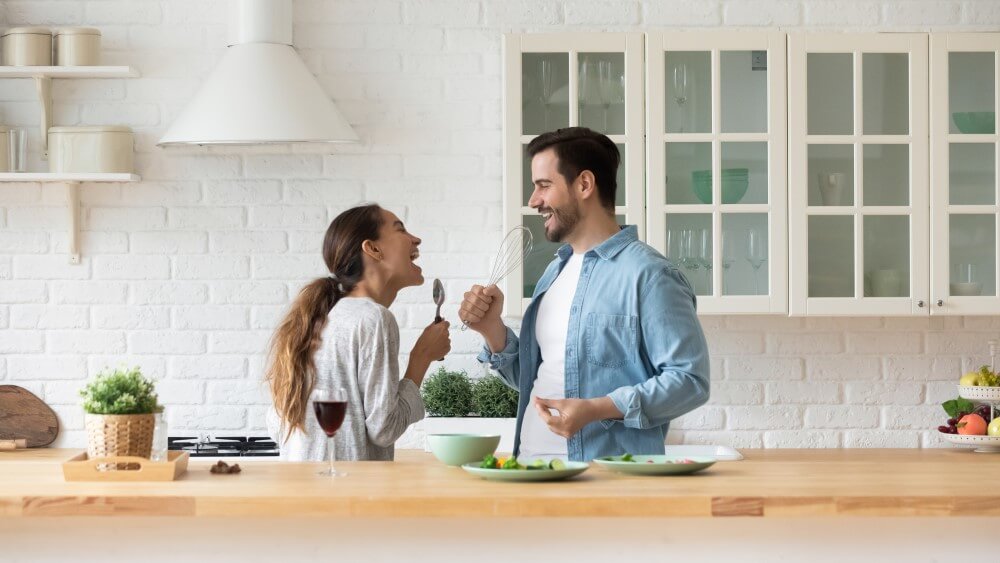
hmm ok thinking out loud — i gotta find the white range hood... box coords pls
[158,0,358,145]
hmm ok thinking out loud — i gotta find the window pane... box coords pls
[863,215,909,297]
[666,51,711,133]
[949,52,996,135]
[808,53,853,135]
[862,144,909,206]
[808,144,854,206]
[721,50,768,133]
[522,53,569,135]
[863,53,909,135]
[809,215,855,297]
[666,142,712,204]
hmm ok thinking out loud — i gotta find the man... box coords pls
[459,127,710,462]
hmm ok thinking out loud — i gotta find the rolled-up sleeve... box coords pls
[476,326,520,389]
[607,267,710,430]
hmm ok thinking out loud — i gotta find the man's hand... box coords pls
[534,396,623,438]
[459,284,507,351]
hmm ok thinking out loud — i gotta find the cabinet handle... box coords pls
[937,299,944,307]
[917,300,925,308]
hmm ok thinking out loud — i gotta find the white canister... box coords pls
[0,126,9,172]
[47,126,134,173]
[54,27,101,66]
[1,27,53,66]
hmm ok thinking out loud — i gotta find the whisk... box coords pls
[461,226,534,330]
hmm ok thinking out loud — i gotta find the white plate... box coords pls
[941,433,1000,453]
[663,445,743,461]
[957,385,1000,402]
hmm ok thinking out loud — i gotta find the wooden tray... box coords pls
[63,450,189,481]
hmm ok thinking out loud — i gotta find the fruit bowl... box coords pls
[691,168,749,204]
[940,433,1000,453]
[957,385,1000,401]
[952,111,996,134]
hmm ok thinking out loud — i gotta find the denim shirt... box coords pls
[478,225,710,461]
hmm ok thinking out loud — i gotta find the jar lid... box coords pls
[53,27,101,36]
[2,27,52,37]
[49,125,133,134]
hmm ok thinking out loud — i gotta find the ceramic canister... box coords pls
[53,27,101,66]
[0,126,9,172]
[47,126,133,173]
[1,27,53,66]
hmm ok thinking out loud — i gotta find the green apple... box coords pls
[959,372,982,386]
[989,417,1000,437]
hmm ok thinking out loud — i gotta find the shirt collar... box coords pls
[555,225,638,261]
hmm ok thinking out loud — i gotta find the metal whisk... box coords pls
[461,226,534,330]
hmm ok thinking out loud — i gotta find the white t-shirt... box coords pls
[518,252,584,461]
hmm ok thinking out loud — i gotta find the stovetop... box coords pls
[168,436,279,457]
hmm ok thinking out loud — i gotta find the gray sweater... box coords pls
[267,297,425,461]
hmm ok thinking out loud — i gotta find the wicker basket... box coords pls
[85,413,155,468]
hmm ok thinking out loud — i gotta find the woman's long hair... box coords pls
[266,204,384,440]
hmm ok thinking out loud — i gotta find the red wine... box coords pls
[313,401,347,437]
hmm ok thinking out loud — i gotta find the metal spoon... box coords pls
[432,278,445,361]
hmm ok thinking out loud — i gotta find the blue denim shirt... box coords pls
[478,225,710,461]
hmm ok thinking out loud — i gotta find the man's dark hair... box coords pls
[525,127,620,211]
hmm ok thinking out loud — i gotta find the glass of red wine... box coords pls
[311,387,348,477]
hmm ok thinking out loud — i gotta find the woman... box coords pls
[266,204,451,461]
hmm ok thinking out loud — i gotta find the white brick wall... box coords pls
[1,0,999,448]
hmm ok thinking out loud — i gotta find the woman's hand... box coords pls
[411,320,451,366]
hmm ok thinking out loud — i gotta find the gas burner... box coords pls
[168,436,279,457]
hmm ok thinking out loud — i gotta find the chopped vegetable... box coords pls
[620,453,634,462]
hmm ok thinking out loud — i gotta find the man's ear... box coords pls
[361,240,382,261]
[576,169,597,201]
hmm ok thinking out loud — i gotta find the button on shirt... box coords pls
[518,252,584,461]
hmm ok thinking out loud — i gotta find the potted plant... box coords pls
[403,367,517,452]
[80,366,161,461]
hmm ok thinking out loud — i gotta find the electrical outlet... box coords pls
[752,51,767,71]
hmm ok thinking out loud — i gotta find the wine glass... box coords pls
[679,229,701,292]
[579,58,601,129]
[672,63,689,133]
[721,231,736,294]
[598,60,615,132]
[312,387,348,477]
[746,228,767,294]
[697,228,713,295]
[540,59,556,130]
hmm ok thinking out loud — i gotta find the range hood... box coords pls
[158,0,358,145]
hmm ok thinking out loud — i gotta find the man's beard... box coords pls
[543,201,581,243]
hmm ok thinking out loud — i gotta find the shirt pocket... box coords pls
[584,313,637,368]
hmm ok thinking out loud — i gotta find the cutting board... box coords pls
[0,385,59,447]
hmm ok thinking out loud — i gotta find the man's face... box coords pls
[528,148,581,243]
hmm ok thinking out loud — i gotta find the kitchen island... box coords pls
[2,448,998,561]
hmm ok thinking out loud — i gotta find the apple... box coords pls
[959,372,982,386]
[988,417,1000,437]
[957,413,988,435]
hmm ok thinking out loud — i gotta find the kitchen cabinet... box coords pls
[930,34,1000,315]
[505,32,997,317]
[502,33,644,316]
[788,33,929,316]
[647,32,788,314]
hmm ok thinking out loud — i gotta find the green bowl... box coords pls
[691,169,749,204]
[427,434,501,466]
[952,111,995,134]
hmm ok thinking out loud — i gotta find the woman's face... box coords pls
[367,209,423,288]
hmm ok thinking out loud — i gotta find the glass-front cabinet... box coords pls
[503,33,645,316]
[788,34,929,315]
[647,32,788,313]
[931,34,1000,315]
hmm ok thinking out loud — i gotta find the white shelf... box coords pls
[0,173,140,183]
[0,66,138,78]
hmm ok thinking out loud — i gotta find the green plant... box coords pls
[80,366,161,415]
[421,367,473,417]
[472,375,518,418]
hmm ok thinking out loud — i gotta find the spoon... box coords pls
[432,278,445,361]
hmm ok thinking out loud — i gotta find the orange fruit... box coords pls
[957,414,988,435]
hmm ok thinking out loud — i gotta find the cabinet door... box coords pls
[931,34,1000,315]
[647,32,787,314]
[789,34,929,316]
[502,33,645,316]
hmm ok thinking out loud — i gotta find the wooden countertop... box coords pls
[2,448,999,518]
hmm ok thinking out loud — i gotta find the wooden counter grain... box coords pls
[2,448,999,518]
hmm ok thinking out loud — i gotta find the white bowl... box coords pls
[950,282,983,296]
